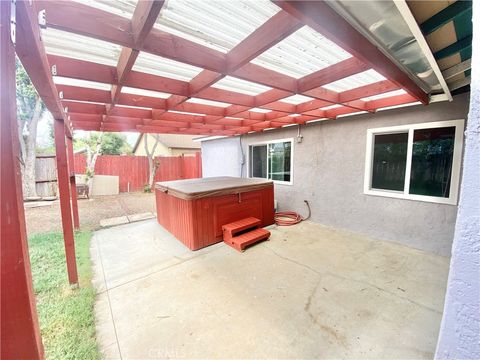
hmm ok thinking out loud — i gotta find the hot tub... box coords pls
[155,177,275,250]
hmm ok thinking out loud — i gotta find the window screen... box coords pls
[371,132,408,191]
[268,142,291,182]
[249,141,292,182]
[250,145,267,178]
[409,126,455,197]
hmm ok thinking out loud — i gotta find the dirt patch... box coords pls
[25,192,156,236]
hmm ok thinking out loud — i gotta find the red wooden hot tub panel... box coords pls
[155,185,274,250]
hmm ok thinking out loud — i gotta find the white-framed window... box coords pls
[248,138,293,185]
[364,119,464,205]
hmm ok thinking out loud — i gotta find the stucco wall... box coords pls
[201,93,470,256]
[435,3,480,356]
[134,134,173,156]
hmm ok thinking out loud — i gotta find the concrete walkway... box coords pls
[91,219,449,359]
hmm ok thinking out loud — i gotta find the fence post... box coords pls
[196,152,202,178]
[54,119,78,286]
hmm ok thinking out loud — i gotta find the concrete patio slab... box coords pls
[127,212,155,223]
[91,219,449,359]
[99,216,129,228]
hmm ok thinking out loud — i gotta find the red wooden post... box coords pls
[66,136,80,229]
[54,119,78,285]
[1,0,44,357]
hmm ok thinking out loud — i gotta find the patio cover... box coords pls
[14,0,461,138]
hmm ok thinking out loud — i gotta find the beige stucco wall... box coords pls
[134,134,173,156]
[134,134,200,157]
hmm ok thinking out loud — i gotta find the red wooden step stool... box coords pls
[222,217,270,252]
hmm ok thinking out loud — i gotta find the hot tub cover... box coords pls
[155,176,273,200]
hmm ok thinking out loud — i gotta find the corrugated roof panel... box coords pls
[186,98,231,107]
[169,110,207,116]
[323,69,386,92]
[250,108,271,113]
[71,0,137,19]
[251,26,352,78]
[133,52,203,81]
[41,28,121,66]
[121,87,171,99]
[279,94,315,104]
[320,104,342,110]
[361,89,407,101]
[116,104,152,110]
[53,76,111,90]
[212,76,272,95]
[155,0,281,53]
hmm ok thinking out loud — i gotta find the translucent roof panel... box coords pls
[53,76,111,90]
[121,87,171,99]
[211,76,272,95]
[186,98,231,108]
[133,52,203,81]
[322,69,386,92]
[41,28,121,66]
[361,89,407,101]
[71,0,137,19]
[320,104,342,110]
[249,108,271,113]
[251,26,352,78]
[279,94,315,105]
[155,0,281,53]
[169,110,206,116]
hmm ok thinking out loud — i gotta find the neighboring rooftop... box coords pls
[132,134,201,153]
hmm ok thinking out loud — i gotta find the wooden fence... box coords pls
[35,154,58,197]
[73,153,202,192]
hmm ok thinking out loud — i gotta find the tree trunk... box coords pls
[144,134,161,191]
[85,133,103,197]
[19,98,43,199]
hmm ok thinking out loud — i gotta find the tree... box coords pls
[16,58,45,199]
[74,132,104,196]
[144,134,161,192]
[74,132,132,195]
[101,132,132,155]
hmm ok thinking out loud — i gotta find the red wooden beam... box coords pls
[339,80,400,103]
[232,62,297,92]
[297,57,369,93]
[53,119,78,285]
[195,87,255,107]
[48,54,116,84]
[226,10,302,71]
[296,99,334,113]
[274,1,428,104]
[255,89,293,107]
[1,1,44,357]
[366,93,418,110]
[66,136,80,229]
[131,0,165,46]
[39,1,226,73]
[111,1,166,108]
[16,0,70,135]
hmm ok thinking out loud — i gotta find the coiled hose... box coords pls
[274,200,311,226]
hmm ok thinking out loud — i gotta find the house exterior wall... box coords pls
[134,134,173,156]
[201,93,470,256]
[435,3,479,356]
[170,148,200,156]
[134,134,200,157]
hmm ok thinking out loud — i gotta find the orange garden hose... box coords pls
[274,200,311,226]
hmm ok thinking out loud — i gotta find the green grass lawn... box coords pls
[28,231,100,360]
